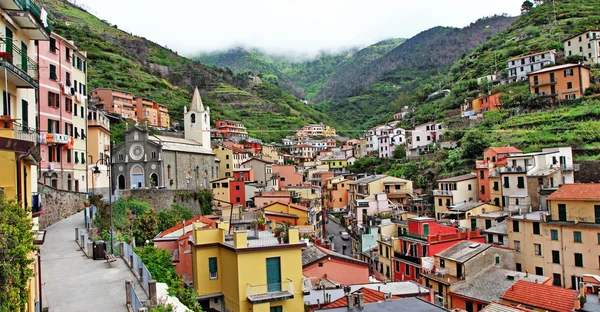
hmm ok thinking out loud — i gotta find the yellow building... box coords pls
[263,201,310,226]
[191,223,305,312]
[0,1,50,311]
[322,157,347,170]
[213,146,234,178]
[87,108,111,197]
[348,175,414,208]
[211,177,231,206]
[508,184,600,289]
[70,40,88,193]
[433,173,478,220]
[261,145,281,164]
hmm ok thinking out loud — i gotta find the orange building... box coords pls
[273,165,304,188]
[153,216,216,282]
[157,104,170,128]
[326,176,350,210]
[91,88,136,120]
[134,97,158,125]
[479,92,503,112]
[476,146,522,203]
[528,64,591,100]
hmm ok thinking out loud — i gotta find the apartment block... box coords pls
[91,88,135,119]
[86,107,110,197]
[528,63,591,100]
[38,33,88,192]
[408,122,445,156]
[506,50,556,83]
[214,119,248,140]
[564,30,600,65]
[433,173,478,219]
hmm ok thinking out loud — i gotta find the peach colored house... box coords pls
[153,216,216,281]
[91,88,136,120]
[273,165,304,187]
[327,177,350,210]
[254,190,292,207]
[302,245,369,287]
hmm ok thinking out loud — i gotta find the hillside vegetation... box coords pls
[39,0,341,142]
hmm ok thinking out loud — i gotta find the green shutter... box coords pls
[74,151,78,163]
[266,257,281,292]
[551,229,558,241]
[81,152,85,164]
[20,41,27,72]
[5,27,13,61]
[66,149,71,163]
[208,257,217,273]
[48,119,53,133]
[50,64,56,80]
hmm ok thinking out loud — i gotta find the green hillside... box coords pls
[38,0,341,142]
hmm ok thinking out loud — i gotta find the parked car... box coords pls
[341,231,350,240]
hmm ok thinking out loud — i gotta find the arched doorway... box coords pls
[150,173,158,188]
[118,175,126,190]
[130,165,144,189]
[50,172,58,188]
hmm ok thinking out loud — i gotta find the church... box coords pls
[111,88,219,190]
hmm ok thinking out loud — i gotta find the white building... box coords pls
[506,50,556,83]
[407,122,445,156]
[564,30,600,65]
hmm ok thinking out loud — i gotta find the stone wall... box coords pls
[38,183,88,229]
[574,161,600,183]
[119,189,207,215]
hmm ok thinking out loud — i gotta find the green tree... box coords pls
[157,204,195,232]
[460,130,492,160]
[393,145,406,159]
[521,0,534,13]
[0,195,36,311]
[391,92,411,112]
[133,210,159,245]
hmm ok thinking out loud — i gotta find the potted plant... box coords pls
[0,52,12,62]
[256,217,267,231]
[273,227,282,237]
[84,201,91,207]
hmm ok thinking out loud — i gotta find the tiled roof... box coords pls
[436,241,490,263]
[487,146,522,154]
[482,301,533,312]
[156,216,216,239]
[264,200,309,212]
[500,280,578,312]
[546,184,600,201]
[437,173,476,183]
[302,245,368,267]
[320,288,389,309]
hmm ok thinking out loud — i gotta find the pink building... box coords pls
[303,245,369,287]
[254,190,292,207]
[153,216,216,281]
[38,33,88,191]
[272,165,303,188]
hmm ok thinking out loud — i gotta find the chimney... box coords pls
[525,270,528,277]
[357,291,365,308]
[346,293,354,309]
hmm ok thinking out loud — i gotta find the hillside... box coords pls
[38,0,341,142]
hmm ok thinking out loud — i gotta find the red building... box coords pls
[230,169,249,208]
[393,217,485,283]
[242,141,261,154]
[214,119,248,139]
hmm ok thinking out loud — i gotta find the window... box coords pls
[270,307,282,312]
[66,149,71,163]
[516,263,522,272]
[535,266,543,276]
[439,259,445,268]
[468,184,472,191]
[534,243,542,256]
[485,220,492,229]
[598,233,600,244]
[512,221,520,232]
[65,98,72,113]
[65,47,70,61]
[517,177,525,188]
[495,255,500,265]
[405,263,410,276]
[49,64,57,80]
[48,91,59,108]
[493,181,499,191]
[551,229,559,241]
[395,261,399,272]
[553,273,562,287]
[574,231,582,243]
[552,250,560,264]
[49,37,56,53]
[504,177,510,188]
[575,253,583,267]
[564,69,574,77]
[567,82,573,89]
[208,257,218,279]
[438,198,442,206]
[514,240,521,252]
[318,262,323,267]
[66,72,71,86]
[533,222,540,235]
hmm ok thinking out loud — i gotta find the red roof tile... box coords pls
[157,216,216,238]
[546,184,600,201]
[264,200,309,212]
[500,280,578,312]
[320,287,392,308]
[487,146,522,154]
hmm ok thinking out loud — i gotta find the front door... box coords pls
[266,257,281,292]
[131,174,144,189]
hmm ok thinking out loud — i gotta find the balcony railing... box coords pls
[397,231,428,241]
[433,190,453,196]
[499,166,528,173]
[246,279,294,303]
[0,36,39,85]
[395,252,421,265]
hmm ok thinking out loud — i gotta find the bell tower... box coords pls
[184,87,211,149]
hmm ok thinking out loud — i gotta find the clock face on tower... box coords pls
[129,144,144,161]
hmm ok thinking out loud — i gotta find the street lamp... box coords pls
[92,156,113,254]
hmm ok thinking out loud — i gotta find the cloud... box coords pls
[67,0,523,57]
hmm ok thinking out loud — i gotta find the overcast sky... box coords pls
[70,0,523,58]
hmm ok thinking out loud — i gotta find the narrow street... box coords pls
[41,211,147,312]
[324,215,352,255]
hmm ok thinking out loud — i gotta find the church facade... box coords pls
[111,88,218,190]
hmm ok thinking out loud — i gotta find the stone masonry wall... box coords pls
[574,161,600,183]
[38,182,88,229]
[119,189,205,215]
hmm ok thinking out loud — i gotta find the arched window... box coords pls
[118,175,126,190]
[119,153,124,161]
[150,173,159,187]
[190,113,196,124]
[167,165,172,179]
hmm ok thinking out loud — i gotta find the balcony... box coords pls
[499,166,527,173]
[433,190,453,196]
[397,231,428,241]
[0,0,51,39]
[395,252,421,265]
[45,133,70,145]
[532,79,557,87]
[0,119,38,143]
[0,37,39,88]
[246,280,294,303]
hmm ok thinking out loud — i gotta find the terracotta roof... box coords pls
[437,173,477,183]
[264,200,309,212]
[487,146,522,154]
[320,287,392,309]
[500,280,578,312]
[157,216,216,239]
[547,184,600,201]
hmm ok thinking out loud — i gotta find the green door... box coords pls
[423,224,429,236]
[471,219,477,231]
[270,307,282,312]
[266,257,281,292]
[5,27,12,63]
[20,41,27,72]
[558,204,567,222]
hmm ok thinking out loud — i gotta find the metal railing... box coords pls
[12,121,38,143]
[433,190,453,196]
[128,282,144,312]
[76,227,91,256]
[0,37,39,82]
[246,279,294,302]
[121,242,153,296]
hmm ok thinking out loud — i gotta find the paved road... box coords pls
[41,211,147,312]
[324,216,352,255]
